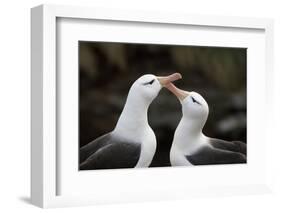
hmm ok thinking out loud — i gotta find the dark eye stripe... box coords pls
[143,79,155,85]
[191,96,201,105]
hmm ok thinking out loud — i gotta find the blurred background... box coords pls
[79,41,246,167]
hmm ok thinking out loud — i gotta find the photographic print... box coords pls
[79,41,247,170]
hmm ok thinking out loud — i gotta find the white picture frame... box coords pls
[31,4,274,208]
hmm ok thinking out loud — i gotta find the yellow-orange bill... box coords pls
[166,83,190,101]
[157,73,182,86]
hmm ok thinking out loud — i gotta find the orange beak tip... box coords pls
[169,72,182,82]
[171,72,182,81]
[176,72,182,79]
[157,72,182,87]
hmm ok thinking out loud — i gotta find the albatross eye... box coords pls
[143,79,155,85]
[191,96,201,105]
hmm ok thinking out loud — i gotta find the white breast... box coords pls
[170,124,209,166]
[135,127,157,168]
[170,145,193,166]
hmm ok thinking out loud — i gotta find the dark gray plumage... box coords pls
[79,133,141,170]
[209,138,246,155]
[186,139,246,165]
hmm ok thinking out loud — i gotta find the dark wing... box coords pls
[80,142,141,170]
[185,146,246,165]
[79,133,112,164]
[209,138,246,155]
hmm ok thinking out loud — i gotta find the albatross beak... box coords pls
[166,83,190,101]
[157,73,182,86]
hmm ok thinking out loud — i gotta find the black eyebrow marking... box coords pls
[143,79,155,85]
[191,96,201,105]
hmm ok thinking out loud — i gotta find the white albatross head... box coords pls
[127,73,182,105]
[114,73,182,136]
[166,83,209,129]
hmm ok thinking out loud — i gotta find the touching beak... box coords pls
[166,83,190,101]
[157,73,182,86]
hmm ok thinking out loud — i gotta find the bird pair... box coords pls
[80,73,246,170]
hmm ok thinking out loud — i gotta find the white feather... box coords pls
[112,74,161,167]
[170,92,210,166]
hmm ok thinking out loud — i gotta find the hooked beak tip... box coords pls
[157,72,182,86]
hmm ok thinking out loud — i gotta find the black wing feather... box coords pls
[80,137,141,170]
[185,146,246,165]
[79,133,112,163]
[209,138,246,155]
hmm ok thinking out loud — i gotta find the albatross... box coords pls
[79,73,182,170]
[166,83,246,166]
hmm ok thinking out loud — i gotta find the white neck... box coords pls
[173,116,208,154]
[113,94,151,141]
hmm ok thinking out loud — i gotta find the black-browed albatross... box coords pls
[166,83,246,166]
[79,73,182,170]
